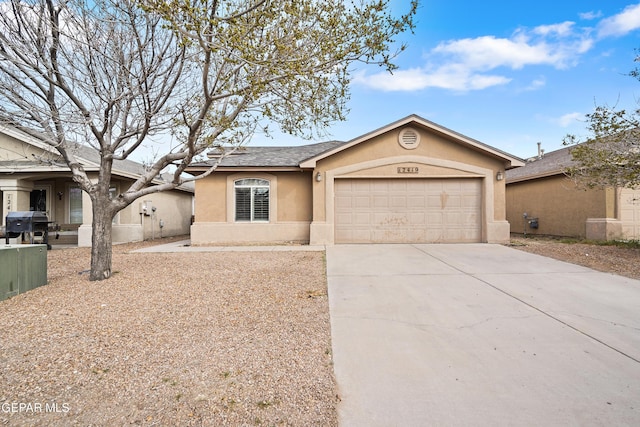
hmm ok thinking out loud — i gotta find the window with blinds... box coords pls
[234,179,269,222]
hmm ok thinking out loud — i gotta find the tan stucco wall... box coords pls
[0,132,50,160]
[191,171,313,245]
[79,192,194,245]
[80,179,193,246]
[194,171,312,223]
[194,173,228,222]
[132,189,193,241]
[309,125,509,244]
[506,175,610,238]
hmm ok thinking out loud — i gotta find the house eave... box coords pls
[185,166,304,176]
[300,114,525,169]
[506,169,564,184]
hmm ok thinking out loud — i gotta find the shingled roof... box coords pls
[189,140,345,169]
[506,145,575,183]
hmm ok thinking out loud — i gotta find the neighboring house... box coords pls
[0,124,194,247]
[506,145,640,240]
[186,115,524,245]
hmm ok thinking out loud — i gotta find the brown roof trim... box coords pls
[186,166,304,175]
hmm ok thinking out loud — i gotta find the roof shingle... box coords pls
[506,146,575,183]
[190,141,345,168]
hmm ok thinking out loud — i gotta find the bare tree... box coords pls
[0,0,416,280]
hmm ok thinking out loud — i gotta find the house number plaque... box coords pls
[397,167,419,174]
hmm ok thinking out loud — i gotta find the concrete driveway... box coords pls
[326,244,640,426]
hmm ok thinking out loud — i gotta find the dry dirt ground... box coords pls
[508,235,640,280]
[0,237,337,426]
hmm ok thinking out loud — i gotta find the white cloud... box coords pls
[354,22,594,93]
[352,66,511,92]
[533,21,576,37]
[597,3,640,37]
[522,76,546,92]
[556,112,583,127]
[432,29,591,71]
[579,11,603,21]
[353,4,640,93]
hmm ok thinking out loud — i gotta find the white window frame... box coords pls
[234,178,270,222]
[67,184,83,224]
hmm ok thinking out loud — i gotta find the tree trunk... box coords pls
[89,198,114,281]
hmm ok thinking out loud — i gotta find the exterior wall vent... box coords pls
[398,127,421,150]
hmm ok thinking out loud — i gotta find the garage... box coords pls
[335,178,482,243]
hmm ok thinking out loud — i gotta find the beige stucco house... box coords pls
[0,124,193,247]
[506,145,640,240]
[187,115,524,245]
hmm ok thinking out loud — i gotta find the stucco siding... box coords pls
[308,126,509,244]
[0,133,47,160]
[139,190,193,240]
[276,172,313,222]
[190,171,313,245]
[506,175,607,237]
[194,174,227,222]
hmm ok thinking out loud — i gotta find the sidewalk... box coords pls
[132,240,326,253]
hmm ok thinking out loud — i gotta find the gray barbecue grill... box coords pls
[5,211,50,248]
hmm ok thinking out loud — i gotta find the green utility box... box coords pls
[0,244,48,302]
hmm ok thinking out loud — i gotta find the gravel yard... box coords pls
[508,235,640,280]
[0,238,337,426]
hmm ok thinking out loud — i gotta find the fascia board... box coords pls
[300,114,525,168]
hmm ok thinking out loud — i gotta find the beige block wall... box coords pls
[506,175,609,238]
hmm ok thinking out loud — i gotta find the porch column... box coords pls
[77,187,93,247]
[0,179,33,226]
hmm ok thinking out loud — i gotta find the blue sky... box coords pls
[256,1,640,160]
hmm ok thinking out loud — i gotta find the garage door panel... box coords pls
[354,213,372,225]
[408,196,426,208]
[408,212,426,225]
[371,228,407,242]
[372,196,390,208]
[335,178,482,243]
[390,196,407,208]
[336,213,353,225]
[335,196,352,209]
[445,196,462,208]
[354,196,371,208]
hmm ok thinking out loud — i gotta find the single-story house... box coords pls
[186,115,524,245]
[506,145,640,240]
[0,124,194,246]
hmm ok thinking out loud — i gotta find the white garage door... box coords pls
[335,178,482,243]
[620,188,640,239]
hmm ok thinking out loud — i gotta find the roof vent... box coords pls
[398,127,421,150]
